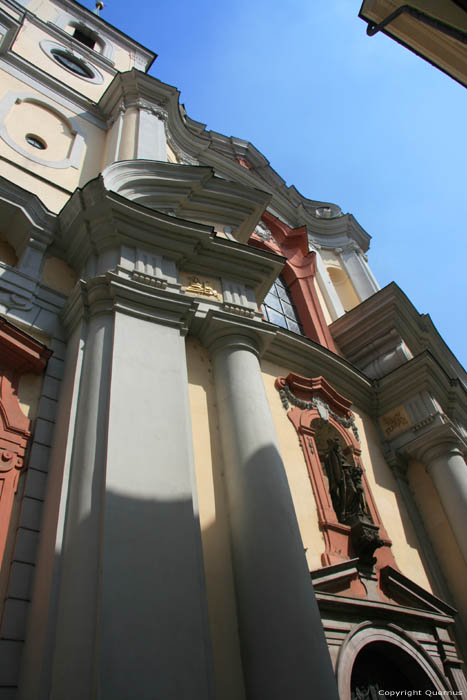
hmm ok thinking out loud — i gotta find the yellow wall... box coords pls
[42,256,76,295]
[186,337,246,700]
[314,277,333,325]
[17,373,43,421]
[0,234,18,266]
[353,409,433,591]
[261,359,325,571]
[25,0,137,72]
[320,249,360,311]
[0,74,105,209]
[262,360,433,590]
[12,21,114,101]
[408,460,467,623]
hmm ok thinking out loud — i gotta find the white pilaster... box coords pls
[48,275,214,700]
[339,242,379,302]
[136,105,167,161]
[203,318,339,700]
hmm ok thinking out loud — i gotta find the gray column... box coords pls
[208,331,339,700]
[423,440,467,564]
[49,276,214,700]
[340,244,379,301]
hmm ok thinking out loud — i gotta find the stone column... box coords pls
[339,242,379,302]
[49,274,214,700]
[422,439,467,564]
[204,320,339,700]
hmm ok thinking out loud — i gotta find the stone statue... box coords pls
[324,438,368,525]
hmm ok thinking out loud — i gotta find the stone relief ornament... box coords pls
[254,221,272,241]
[278,382,360,442]
[184,276,222,302]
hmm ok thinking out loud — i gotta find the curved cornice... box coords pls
[98,71,372,251]
[331,282,467,388]
[58,176,284,301]
[0,176,56,254]
[102,160,270,243]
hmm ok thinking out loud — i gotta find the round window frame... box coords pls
[40,40,104,85]
[25,133,47,150]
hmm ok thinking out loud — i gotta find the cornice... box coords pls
[264,329,375,414]
[404,421,467,463]
[61,271,197,337]
[58,177,284,302]
[98,71,372,253]
[0,176,56,254]
[197,308,278,357]
[376,350,467,424]
[330,282,467,388]
[0,316,52,373]
[102,160,271,244]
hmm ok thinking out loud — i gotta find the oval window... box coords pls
[50,49,95,79]
[25,133,47,150]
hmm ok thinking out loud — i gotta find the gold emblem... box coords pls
[184,276,222,301]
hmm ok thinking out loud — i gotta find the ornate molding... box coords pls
[276,375,360,442]
[275,372,394,571]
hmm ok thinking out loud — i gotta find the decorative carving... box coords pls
[278,382,360,442]
[184,276,222,302]
[379,405,411,439]
[222,303,255,318]
[350,520,384,568]
[131,271,168,289]
[0,449,22,472]
[254,221,272,241]
[324,439,369,525]
[275,372,394,571]
[351,682,381,700]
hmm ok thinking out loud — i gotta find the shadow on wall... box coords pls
[44,491,214,700]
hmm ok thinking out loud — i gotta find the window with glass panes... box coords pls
[262,277,303,335]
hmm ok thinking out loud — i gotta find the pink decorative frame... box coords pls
[276,372,395,570]
[249,212,338,352]
[0,318,51,568]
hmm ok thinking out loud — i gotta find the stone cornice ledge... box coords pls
[197,309,277,357]
[401,421,467,463]
[61,272,197,337]
[265,330,374,414]
[330,282,466,387]
[196,310,374,413]
[59,177,284,301]
[376,350,467,424]
[102,159,271,244]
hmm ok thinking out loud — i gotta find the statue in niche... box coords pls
[323,438,368,525]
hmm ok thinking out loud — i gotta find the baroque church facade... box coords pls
[0,1,466,698]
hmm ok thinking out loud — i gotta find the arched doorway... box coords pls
[337,623,451,699]
[351,641,436,698]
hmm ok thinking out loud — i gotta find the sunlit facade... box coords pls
[0,1,466,698]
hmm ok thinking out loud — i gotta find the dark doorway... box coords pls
[351,641,437,699]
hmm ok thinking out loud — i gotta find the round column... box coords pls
[210,332,339,700]
[424,440,467,564]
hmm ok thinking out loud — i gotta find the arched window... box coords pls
[262,276,303,335]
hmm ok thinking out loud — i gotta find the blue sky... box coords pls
[94,0,466,368]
